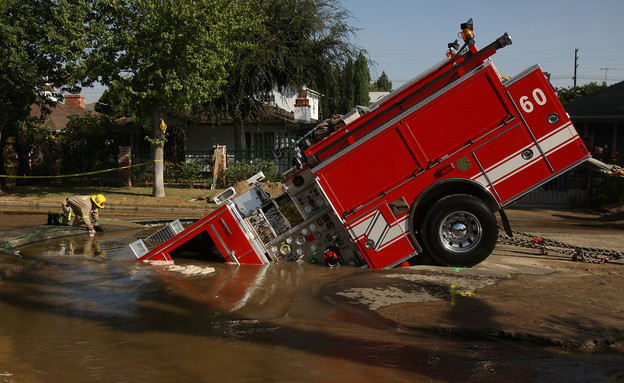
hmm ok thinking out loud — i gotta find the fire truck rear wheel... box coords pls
[420,194,498,267]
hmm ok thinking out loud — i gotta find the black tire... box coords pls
[420,194,498,267]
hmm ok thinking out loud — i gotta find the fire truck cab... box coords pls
[133,20,590,269]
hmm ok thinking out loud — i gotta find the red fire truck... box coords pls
[131,20,590,269]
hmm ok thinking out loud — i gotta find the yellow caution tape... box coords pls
[0,160,162,179]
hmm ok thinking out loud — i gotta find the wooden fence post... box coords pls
[119,146,132,187]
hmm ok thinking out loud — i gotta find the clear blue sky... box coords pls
[340,0,624,90]
[82,0,623,103]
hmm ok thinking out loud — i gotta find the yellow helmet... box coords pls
[92,194,106,208]
[6,137,15,144]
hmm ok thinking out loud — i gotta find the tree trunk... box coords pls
[0,130,3,194]
[151,104,166,197]
[233,119,245,151]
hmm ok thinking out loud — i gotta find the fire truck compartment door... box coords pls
[471,122,554,203]
[472,67,588,204]
[208,206,264,265]
[504,67,588,173]
[345,203,416,269]
[317,127,420,214]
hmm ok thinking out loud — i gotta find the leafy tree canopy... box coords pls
[87,0,261,117]
[85,0,261,196]
[94,79,137,120]
[0,0,91,140]
[556,82,607,105]
[200,0,359,130]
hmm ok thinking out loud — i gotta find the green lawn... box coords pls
[0,185,221,209]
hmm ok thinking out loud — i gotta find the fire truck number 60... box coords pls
[519,88,547,113]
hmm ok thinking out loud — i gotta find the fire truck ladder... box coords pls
[129,218,196,261]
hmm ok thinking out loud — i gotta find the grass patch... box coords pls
[0,185,220,209]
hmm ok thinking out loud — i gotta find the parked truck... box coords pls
[131,20,590,268]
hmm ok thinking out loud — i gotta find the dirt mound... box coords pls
[231,181,286,199]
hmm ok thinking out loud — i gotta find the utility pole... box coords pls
[600,67,617,84]
[573,48,579,87]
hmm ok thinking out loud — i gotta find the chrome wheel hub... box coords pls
[439,211,482,253]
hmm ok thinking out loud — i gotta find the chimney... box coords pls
[294,87,311,122]
[65,94,85,108]
[294,88,309,107]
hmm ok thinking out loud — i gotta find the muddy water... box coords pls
[0,227,621,382]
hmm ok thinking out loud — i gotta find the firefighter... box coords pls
[61,194,106,235]
[2,137,18,190]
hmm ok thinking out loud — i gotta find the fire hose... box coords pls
[497,228,623,264]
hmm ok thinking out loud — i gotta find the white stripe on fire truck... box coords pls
[347,209,410,252]
[376,215,410,252]
[472,122,578,188]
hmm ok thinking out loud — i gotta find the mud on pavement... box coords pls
[2,208,624,349]
[324,209,624,348]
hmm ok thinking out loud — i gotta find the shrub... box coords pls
[60,113,122,174]
[164,161,205,187]
[592,176,624,207]
[177,162,204,188]
[223,160,281,184]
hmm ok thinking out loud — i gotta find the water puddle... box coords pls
[0,228,622,382]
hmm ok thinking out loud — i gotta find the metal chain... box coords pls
[497,227,623,264]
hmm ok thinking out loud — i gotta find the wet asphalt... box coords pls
[1,203,623,348]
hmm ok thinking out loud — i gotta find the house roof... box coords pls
[184,102,300,126]
[564,81,624,119]
[30,102,93,132]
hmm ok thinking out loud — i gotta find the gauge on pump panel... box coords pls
[279,243,292,256]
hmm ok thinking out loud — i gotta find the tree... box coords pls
[0,0,91,191]
[556,82,607,105]
[94,79,137,119]
[86,0,260,197]
[200,0,358,147]
[340,58,355,112]
[371,71,392,92]
[353,51,370,106]
[336,52,371,113]
[60,113,122,174]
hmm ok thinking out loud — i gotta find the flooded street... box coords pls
[1,219,623,382]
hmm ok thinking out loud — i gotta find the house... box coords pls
[184,86,321,153]
[564,81,624,163]
[30,94,92,134]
